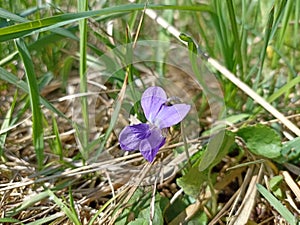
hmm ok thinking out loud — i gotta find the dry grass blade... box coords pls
[230,164,264,225]
[107,162,153,225]
[282,171,300,201]
[207,58,300,137]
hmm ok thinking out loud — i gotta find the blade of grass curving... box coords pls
[51,114,63,161]
[69,186,79,221]
[6,191,49,217]
[26,213,64,225]
[46,189,82,225]
[0,89,17,161]
[226,0,244,79]
[267,75,300,103]
[256,184,297,225]
[0,66,69,121]
[0,7,27,22]
[0,4,210,42]
[77,0,89,160]
[16,39,44,170]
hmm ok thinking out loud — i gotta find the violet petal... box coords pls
[141,86,167,124]
[119,123,150,151]
[154,104,191,129]
[139,127,166,162]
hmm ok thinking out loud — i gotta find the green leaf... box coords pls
[269,175,284,199]
[0,218,23,224]
[26,213,63,225]
[51,114,63,160]
[0,66,69,121]
[16,39,44,170]
[199,130,235,171]
[280,137,300,164]
[138,198,164,225]
[46,189,82,225]
[269,175,283,191]
[6,191,49,217]
[0,8,28,23]
[177,165,209,198]
[76,0,89,159]
[0,89,17,160]
[177,131,235,198]
[127,218,148,225]
[257,184,297,225]
[0,4,210,42]
[237,124,281,159]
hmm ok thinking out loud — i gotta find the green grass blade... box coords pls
[267,75,300,103]
[0,4,211,42]
[46,189,82,225]
[0,89,17,161]
[6,191,49,217]
[0,7,28,22]
[51,114,63,161]
[226,0,244,78]
[69,186,79,220]
[256,184,297,225]
[0,218,23,224]
[252,5,274,91]
[77,0,89,160]
[16,39,44,170]
[210,0,234,71]
[0,66,69,121]
[26,213,63,225]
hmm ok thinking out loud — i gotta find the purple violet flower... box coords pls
[119,86,191,162]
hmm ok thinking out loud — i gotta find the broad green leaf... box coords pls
[187,211,208,225]
[199,130,235,171]
[177,165,209,198]
[237,124,281,159]
[138,198,164,225]
[115,188,144,225]
[115,189,166,225]
[177,131,235,198]
[128,218,148,225]
[257,184,297,225]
